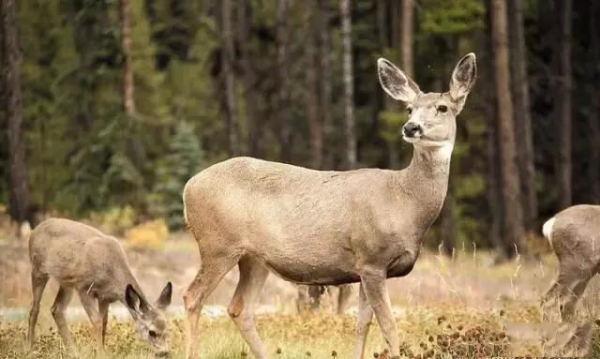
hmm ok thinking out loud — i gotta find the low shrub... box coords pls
[125,219,169,252]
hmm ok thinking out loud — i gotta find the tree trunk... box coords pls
[377,0,388,50]
[220,0,239,156]
[590,0,600,205]
[390,0,399,60]
[317,0,333,169]
[508,0,537,230]
[119,0,147,169]
[305,1,322,169]
[592,95,600,205]
[2,0,30,226]
[400,0,414,78]
[277,0,292,162]
[556,0,572,209]
[119,0,135,116]
[486,106,503,257]
[341,0,356,169]
[491,0,524,259]
[239,0,260,157]
[484,0,503,252]
[484,0,502,253]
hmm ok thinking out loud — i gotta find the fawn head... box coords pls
[377,53,477,149]
[125,282,172,357]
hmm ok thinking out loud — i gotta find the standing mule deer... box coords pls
[541,205,600,322]
[28,218,173,356]
[182,53,477,359]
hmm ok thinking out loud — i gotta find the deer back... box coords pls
[29,218,135,300]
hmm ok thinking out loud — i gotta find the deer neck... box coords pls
[111,268,146,305]
[394,142,453,214]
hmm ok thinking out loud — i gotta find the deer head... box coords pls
[125,282,173,357]
[377,53,477,149]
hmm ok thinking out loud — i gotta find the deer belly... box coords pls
[386,250,419,278]
[263,258,360,285]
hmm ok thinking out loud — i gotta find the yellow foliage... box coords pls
[125,219,169,252]
[89,206,136,235]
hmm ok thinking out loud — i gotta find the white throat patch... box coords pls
[428,141,454,163]
[416,141,454,163]
[435,142,454,160]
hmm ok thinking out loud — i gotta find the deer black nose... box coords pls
[403,123,422,137]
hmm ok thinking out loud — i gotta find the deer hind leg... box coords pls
[78,289,103,348]
[542,261,594,322]
[559,275,593,321]
[51,286,75,348]
[361,268,399,358]
[228,257,270,359]
[184,253,239,359]
[353,283,373,359]
[27,271,49,348]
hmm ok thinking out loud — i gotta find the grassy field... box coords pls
[2,305,536,359]
[2,233,600,358]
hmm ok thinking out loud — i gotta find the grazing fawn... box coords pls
[28,218,172,356]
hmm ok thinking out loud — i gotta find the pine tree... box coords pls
[19,0,78,212]
[2,0,29,225]
[153,122,204,230]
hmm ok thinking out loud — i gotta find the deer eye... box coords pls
[437,105,448,113]
[149,330,157,338]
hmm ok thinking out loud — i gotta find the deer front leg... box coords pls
[98,300,110,347]
[360,268,399,358]
[353,283,373,359]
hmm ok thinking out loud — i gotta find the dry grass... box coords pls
[3,231,600,358]
[1,306,534,359]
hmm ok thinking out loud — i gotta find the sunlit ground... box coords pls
[1,306,533,359]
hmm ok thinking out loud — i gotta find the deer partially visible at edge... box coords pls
[182,53,477,359]
[541,205,600,322]
[27,218,173,357]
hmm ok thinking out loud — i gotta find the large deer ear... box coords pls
[156,282,172,310]
[125,284,150,317]
[449,53,477,111]
[377,58,420,102]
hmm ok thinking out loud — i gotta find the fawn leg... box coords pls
[27,272,48,349]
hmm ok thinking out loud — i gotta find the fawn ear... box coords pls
[377,58,420,103]
[156,282,172,310]
[125,284,150,316]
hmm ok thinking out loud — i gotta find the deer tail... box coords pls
[542,217,555,247]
